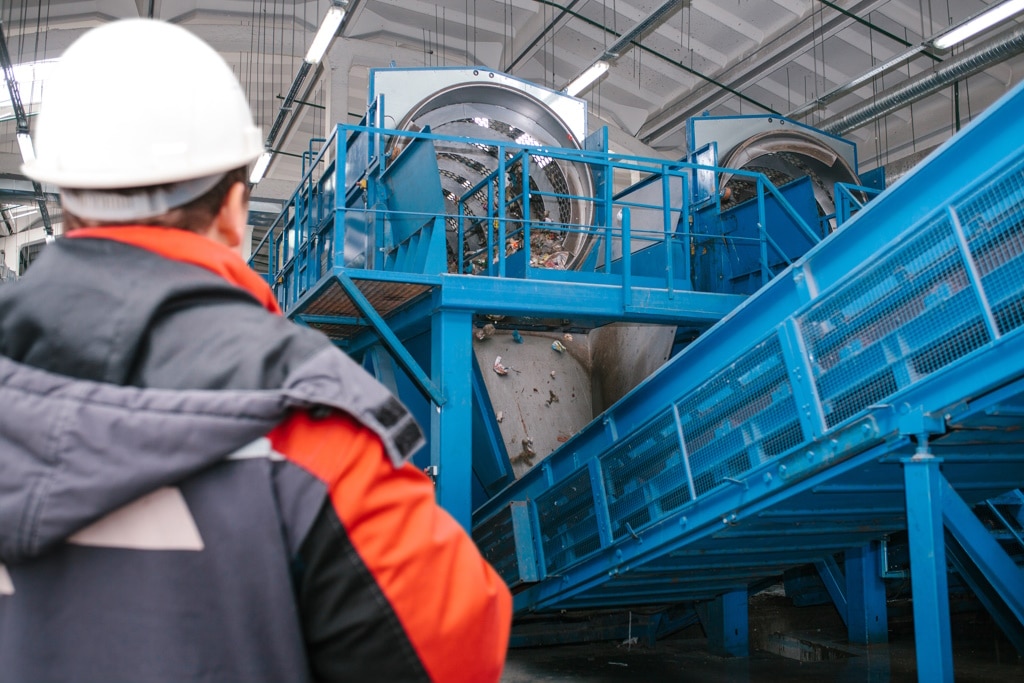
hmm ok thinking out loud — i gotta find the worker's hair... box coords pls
[62,166,250,233]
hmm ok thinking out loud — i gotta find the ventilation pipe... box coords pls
[820,24,1024,135]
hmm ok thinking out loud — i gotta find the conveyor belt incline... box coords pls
[472,78,1024,650]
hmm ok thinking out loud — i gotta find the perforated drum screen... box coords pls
[398,82,595,272]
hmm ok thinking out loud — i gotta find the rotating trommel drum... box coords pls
[371,68,595,273]
[371,69,623,479]
[689,114,864,228]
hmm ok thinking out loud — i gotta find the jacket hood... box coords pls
[0,236,268,385]
[0,236,423,564]
[0,346,423,565]
[0,353,288,564]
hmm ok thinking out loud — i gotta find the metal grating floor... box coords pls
[301,277,432,341]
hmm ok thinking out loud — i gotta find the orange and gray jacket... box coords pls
[0,228,512,682]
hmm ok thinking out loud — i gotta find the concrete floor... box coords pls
[501,596,1024,682]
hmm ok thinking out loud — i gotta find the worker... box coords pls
[0,18,511,683]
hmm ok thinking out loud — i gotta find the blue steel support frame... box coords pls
[902,446,954,683]
[813,543,888,644]
[813,556,847,625]
[257,72,1024,671]
[984,491,1024,552]
[701,589,749,657]
[364,344,399,396]
[430,307,475,530]
[336,272,443,406]
[941,474,1024,654]
[480,74,1024,618]
[844,542,888,644]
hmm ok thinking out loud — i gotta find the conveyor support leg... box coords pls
[704,589,748,658]
[902,447,953,683]
[845,542,889,645]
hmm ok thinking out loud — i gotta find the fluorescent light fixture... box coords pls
[305,6,346,64]
[16,133,35,163]
[250,151,272,184]
[564,60,610,97]
[932,0,1024,49]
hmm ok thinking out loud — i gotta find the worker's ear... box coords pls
[208,181,249,252]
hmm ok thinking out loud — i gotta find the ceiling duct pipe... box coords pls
[819,23,1024,135]
[600,0,683,60]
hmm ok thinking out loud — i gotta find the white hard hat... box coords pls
[23,19,263,198]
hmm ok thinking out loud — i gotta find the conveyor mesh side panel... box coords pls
[474,505,520,585]
[677,335,802,496]
[536,470,600,574]
[800,216,991,428]
[600,412,689,541]
[477,88,1024,616]
[957,165,1024,335]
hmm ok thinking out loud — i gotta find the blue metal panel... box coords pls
[377,135,448,275]
[695,176,821,295]
[609,240,689,285]
[689,142,718,206]
[858,166,885,192]
[380,135,445,245]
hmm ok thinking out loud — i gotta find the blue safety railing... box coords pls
[452,144,819,288]
[248,106,831,312]
[834,182,882,227]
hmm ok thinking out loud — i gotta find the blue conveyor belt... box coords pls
[473,79,1024,622]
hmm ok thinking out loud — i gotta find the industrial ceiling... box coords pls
[1,0,1023,238]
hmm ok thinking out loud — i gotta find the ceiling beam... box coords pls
[638,0,890,145]
[0,19,51,235]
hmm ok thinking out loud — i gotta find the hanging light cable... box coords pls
[253,0,354,186]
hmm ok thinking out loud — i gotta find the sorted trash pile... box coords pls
[464,224,575,275]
